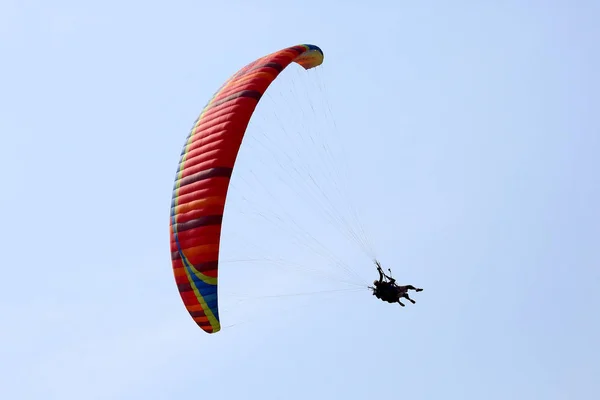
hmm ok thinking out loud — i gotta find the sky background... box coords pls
[1,0,599,399]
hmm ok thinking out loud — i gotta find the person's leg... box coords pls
[403,293,416,304]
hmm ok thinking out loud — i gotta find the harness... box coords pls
[373,282,400,302]
[370,262,403,302]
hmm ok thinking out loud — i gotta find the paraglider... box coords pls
[169,44,325,334]
[369,260,423,307]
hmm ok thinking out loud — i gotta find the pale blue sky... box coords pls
[1,1,599,399]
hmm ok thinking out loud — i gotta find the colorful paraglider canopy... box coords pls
[170,44,324,333]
